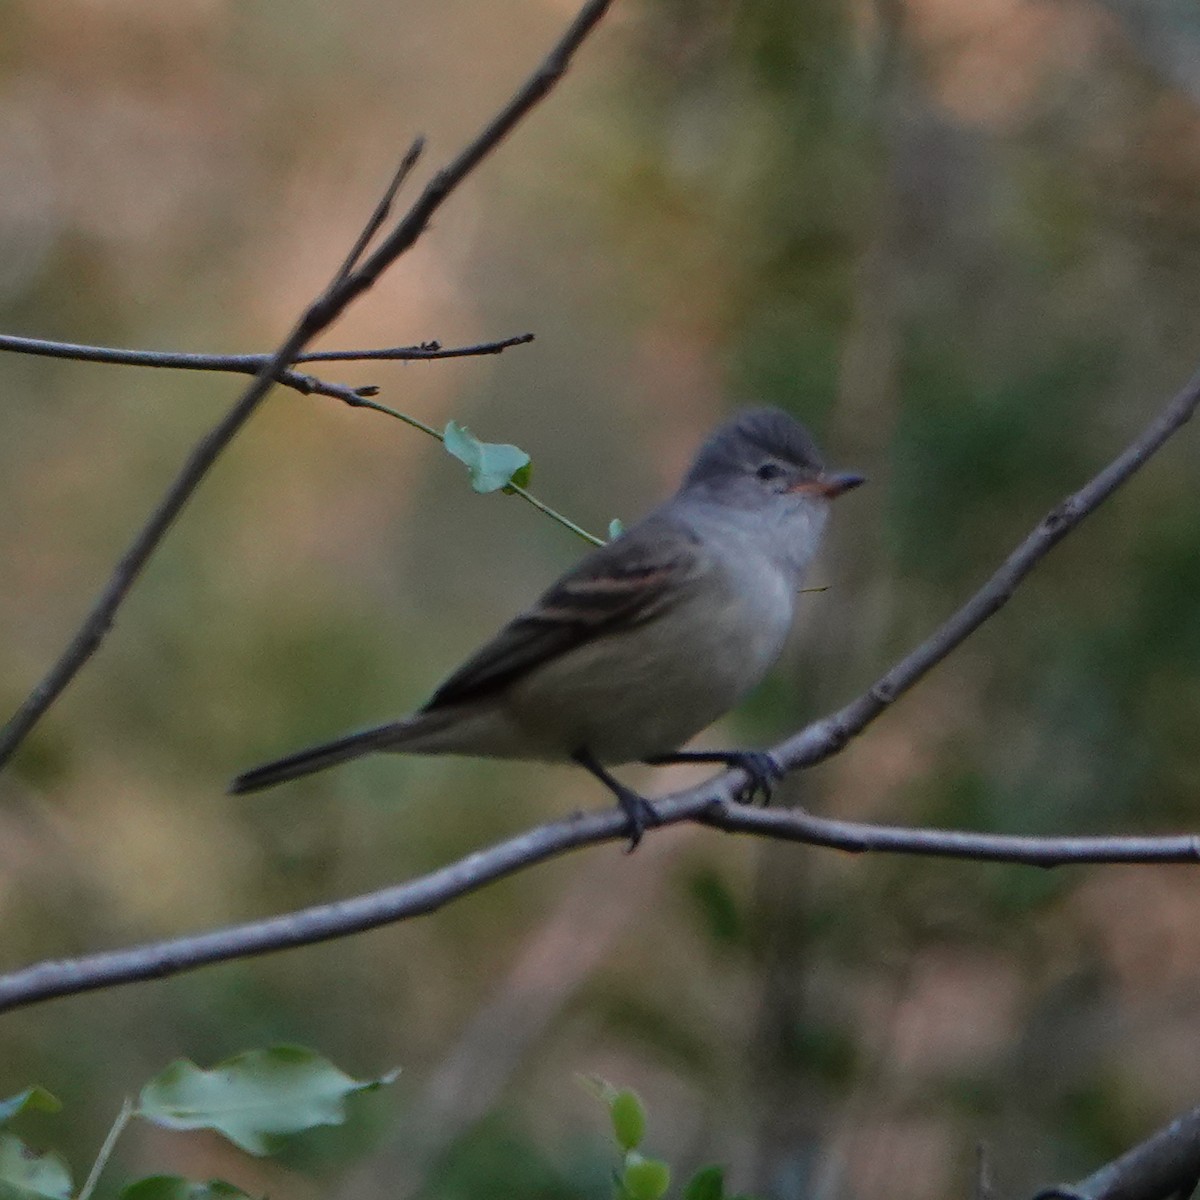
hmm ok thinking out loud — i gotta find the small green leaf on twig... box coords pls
[443,421,532,494]
[0,1090,61,1126]
[137,1045,398,1157]
[608,518,625,540]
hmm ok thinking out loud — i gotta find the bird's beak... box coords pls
[789,471,867,499]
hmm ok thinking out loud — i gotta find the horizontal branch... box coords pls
[0,790,1198,1013]
[694,804,1200,867]
[299,335,535,362]
[0,332,534,410]
[0,331,534,372]
[0,327,598,543]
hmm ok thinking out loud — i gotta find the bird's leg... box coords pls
[643,749,784,806]
[573,748,661,852]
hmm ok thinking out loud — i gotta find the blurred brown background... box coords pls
[4,0,1200,1197]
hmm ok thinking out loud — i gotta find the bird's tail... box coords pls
[228,723,406,795]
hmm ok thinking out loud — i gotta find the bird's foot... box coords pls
[726,751,785,806]
[573,747,661,852]
[615,787,662,853]
[642,749,785,806]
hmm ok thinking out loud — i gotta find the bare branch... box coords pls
[1031,1102,1200,1200]
[0,0,614,770]
[692,804,1200,866]
[0,330,594,545]
[298,334,535,362]
[1,792,1199,1014]
[345,0,616,300]
[332,137,426,283]
[0,331,535,371]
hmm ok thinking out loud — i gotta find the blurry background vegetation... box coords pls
[3,0,1200,1196]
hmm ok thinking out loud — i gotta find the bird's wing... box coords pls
[421,517,705,712]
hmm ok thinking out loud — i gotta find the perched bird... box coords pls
[230,408,865,846]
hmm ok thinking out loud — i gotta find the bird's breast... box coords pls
[504,554,796,764]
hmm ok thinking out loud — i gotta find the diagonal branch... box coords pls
[0,337,1195,1012]
[0,301,328,771]
[1031,1101,1200,1200]
[331,137,425,282]
[0,0,616,771]
[773,361,1200,775]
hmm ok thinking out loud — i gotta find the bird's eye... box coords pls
[756,462,785,482]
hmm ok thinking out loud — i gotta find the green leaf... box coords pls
[120,1179,255,1200]
[0,1133,72,1200]
[607,518,625,540]
[621,1156,670,1200]
[684,1165,726,1200]
[137,1045,398,1156]
[443,421,532,494]
[609,1090,645,1152]
[0,1093,60,1127]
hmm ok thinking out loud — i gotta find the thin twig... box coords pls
[695,805,1200,866]
[0,329,601,540]
[332,138,426,283]
[77,1096,134,1200]
[0,342,1195,1012]
[336,391,606,545]
[0,332,595,543]
[300,334,533,362]
[347,0,616,300]
[0,0,615,769]
[506,482,605,545]
[0,330,535,370]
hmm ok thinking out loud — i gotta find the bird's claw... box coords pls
[618,790,662,853]
[729,751,785,806]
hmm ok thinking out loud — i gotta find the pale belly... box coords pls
[504,570,795,763]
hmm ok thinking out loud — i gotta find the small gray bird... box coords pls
[230,408,864,846]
